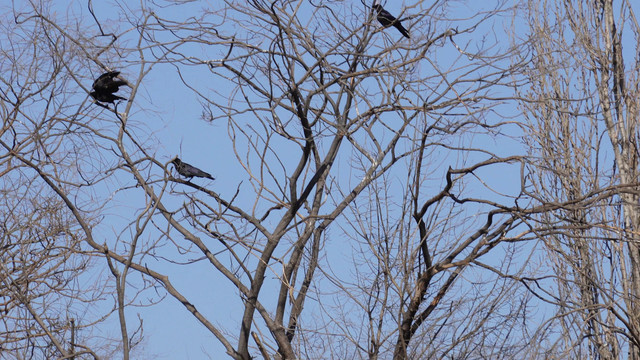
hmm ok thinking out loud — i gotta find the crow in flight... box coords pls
[373,3,410,39]
[90,71,127,104]
[171,157,215,180]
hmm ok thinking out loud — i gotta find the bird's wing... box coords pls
[93,71,122,89]
[187,164,213,178]
[378,9,397,26]
[111,79,127,87]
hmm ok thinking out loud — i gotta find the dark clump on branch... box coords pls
[171,157,215,180]
[90,71,127,104]
[373,2,410,39]
[89,91,126,103]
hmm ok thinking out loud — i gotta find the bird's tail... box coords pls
[395,23,410,38]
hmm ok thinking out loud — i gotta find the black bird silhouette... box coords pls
[373,3,410,39]
[89,91,127,103]
[90,71,127,104]
[171,157,214,180]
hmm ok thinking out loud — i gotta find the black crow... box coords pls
[92,71,127,93]
[373,3,410,39]
[91,71,127,104]
[89,91,127,103]
[171,157,215,180]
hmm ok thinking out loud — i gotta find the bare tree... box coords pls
[134,1,536,358]
[519,0,640,358]
[0,2,151,358]
[0,0,557,359]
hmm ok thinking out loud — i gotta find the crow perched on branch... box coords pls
[373,2,410,39]
[171,157,215,180]
[90,71,127,104]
